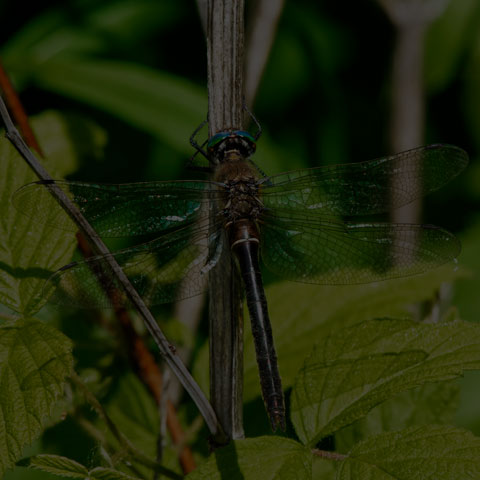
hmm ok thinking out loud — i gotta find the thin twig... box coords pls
[70,371,183,480]
[0,95,221,438]
[75,417,146,479]
[118,308,197,473]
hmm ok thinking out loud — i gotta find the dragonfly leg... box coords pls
[242,101,262,141]
[190,119,209,159]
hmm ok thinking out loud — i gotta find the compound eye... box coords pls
[233,130,256,145]
[207,132,230,150]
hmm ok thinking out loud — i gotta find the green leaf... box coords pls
[312,454,336,479]
[0,111,105,314]
[291,317,480,445]
[335,381,459,452]
[101,372,180,477]
[337,425,480,479]
[186,437,311,480]
[18,455,88,478]
[87,468,143,480]
[105,372,160,458]
[31,58,207,155]
[453,217,480,321]
[19,455,143,480]
[86,1,183,42]
[0,319,73,478]
[425,0,480,93]
[243,266,463,403]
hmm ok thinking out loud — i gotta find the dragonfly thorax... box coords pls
[223,179,263,222]
[214,159,263,223]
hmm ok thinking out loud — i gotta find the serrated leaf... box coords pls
[335,381,459,452]
[18,455,88,478]
[336,425,480,479]
[186,437,311,480]
[19,455,143,480]
[244,266,463,403]
[0,111,105,314]
[0,319,73,477]
[31,58,206,155]
[291,318,480,445]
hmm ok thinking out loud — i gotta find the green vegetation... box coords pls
[1,1,480,479]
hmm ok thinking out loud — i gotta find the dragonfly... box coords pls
[13,128,468,431]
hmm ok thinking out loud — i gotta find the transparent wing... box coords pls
[45,220,225,308]
[259,211,460,285]
[260,144,468,216]
[13,180,224,237]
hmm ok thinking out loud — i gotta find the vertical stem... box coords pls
[390,23,425,225]
[380,0,450,321]
[379,0,449,224]
[207,0,245,133]
[206,0,245,442]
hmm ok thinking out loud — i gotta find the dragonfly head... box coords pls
[207,130,256,164]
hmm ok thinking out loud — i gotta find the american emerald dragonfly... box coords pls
[13,131,467,431]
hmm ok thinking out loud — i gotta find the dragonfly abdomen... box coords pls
[228,219,285,431]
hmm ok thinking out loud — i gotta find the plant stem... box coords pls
[206,0,246,443]
[312,449,348,461]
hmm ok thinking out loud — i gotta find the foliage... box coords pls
[1,0,480,479]
[0,320,73,477]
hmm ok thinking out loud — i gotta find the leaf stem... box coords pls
[312,449,348,461]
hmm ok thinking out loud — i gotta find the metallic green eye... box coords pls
[207,131,256,151]
[207,132,231,149]
[232,130,256,145]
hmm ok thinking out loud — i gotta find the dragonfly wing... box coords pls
[260,144,468,216]
[259,213,460,284]
[13,180,223,237]
[46,221,224,308]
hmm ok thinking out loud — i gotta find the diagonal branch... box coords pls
[0,94,222,438]
[0,63,198,472]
